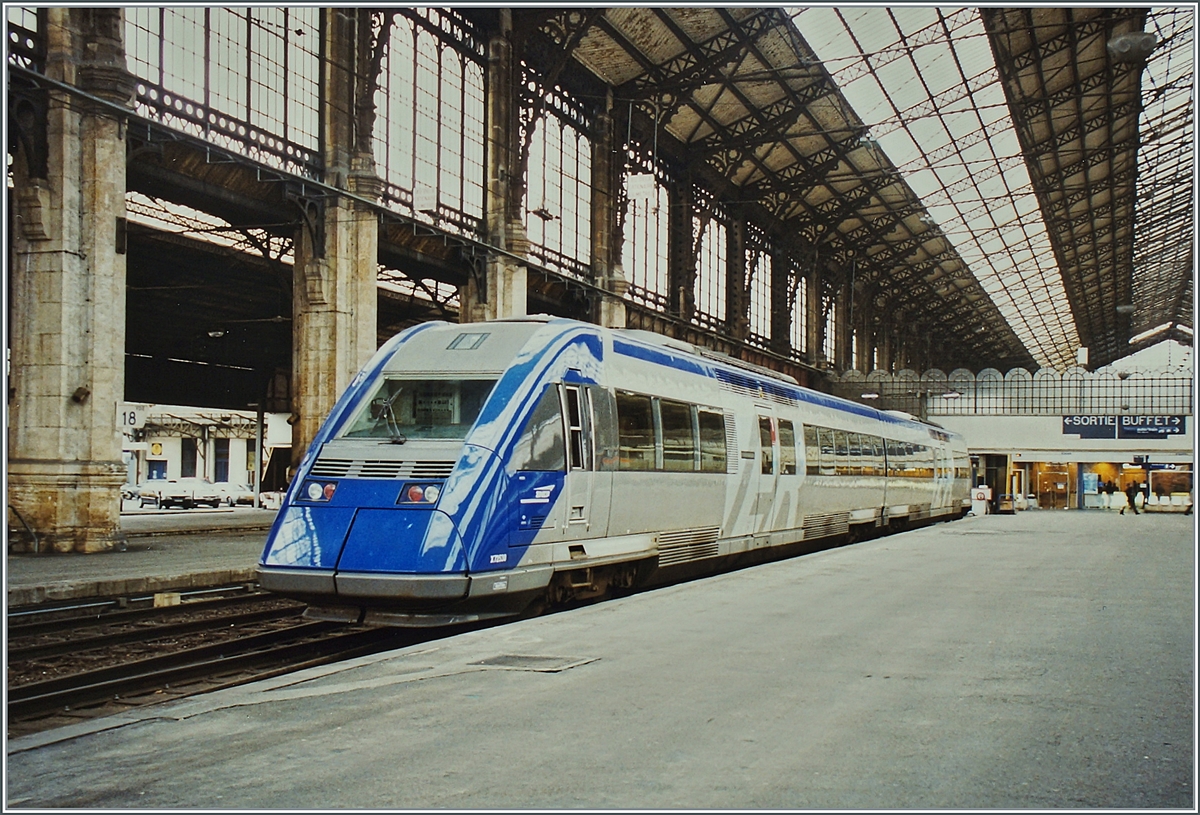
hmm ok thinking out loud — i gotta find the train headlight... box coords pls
[303,481,337,502]
[398,482,442,505]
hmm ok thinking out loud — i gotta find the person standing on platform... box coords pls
[1120,481,1139,515]
[1106,480,1118,509]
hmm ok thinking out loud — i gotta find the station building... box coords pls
[830,359,1193,512]
[120,405,293,491]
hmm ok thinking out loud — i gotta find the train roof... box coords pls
[384,318,956,438]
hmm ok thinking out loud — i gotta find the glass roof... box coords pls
[792,7,1080,370]
[1131,7,1194,344]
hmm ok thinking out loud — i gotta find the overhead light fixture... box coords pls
[860,392,879,400]
[1107,31,1158,63]
[1129,322,1174,344]
[207,330,227,338]
[942,390,961,400]
[1115,304,1135,315]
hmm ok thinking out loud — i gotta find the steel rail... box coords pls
[8,605,306,662]
[7,589,274,636]
[8,621,363,719]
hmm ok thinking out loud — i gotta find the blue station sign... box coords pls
[1061,415,1117,438]
[1061,415,1187,439]
[1117,415,1187,439]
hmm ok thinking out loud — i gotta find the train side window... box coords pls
[564,386,590,471]
[778,419,797,475]
[660,399,696,472]
[758,416,774,475]
[698,410,727,473]
[510,385,566,472]
[588,386,618,472]
[804,425,819,476]
[818,427,836,476]
[885,438,901,478]
[866,435,883,476]
[847,432,862,476]
[834,430,849,476]
[615,391,654,471]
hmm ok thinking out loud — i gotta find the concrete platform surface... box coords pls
[7,508,274,607]
[6,511,1195,809]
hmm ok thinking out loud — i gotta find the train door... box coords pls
[560,384,610,541]
[755,413,778,532]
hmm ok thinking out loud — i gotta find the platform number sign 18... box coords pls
[117,402,148,431]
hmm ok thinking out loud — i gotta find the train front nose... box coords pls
[258,498,468,607]
[334,507,469,602]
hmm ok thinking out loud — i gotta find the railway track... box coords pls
[7,592,424,739]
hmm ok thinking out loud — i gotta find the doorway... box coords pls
[1038,470,1071,509]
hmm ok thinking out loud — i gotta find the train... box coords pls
[257,315,972,626]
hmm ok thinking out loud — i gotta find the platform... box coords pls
[6,506,274,607]
[6,510,1194,809]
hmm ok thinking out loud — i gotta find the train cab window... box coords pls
[510,385,566,472]
[616,391,654,471]
[804,425,819,476]
[758,416,774,475]
[659,399,696,472]
[564,386,591,470]
[341,377,497,441]
[698,410,727,473]
[778,420,797,475]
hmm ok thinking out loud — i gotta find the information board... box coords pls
[1061,415,1116,438]
[1117,415,1186,439]
[1062,415,1186,440]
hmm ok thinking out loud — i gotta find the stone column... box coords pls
[8,9,137,553]
[290,10,381,469]
[590,93,626,328]
[464,10,528,322]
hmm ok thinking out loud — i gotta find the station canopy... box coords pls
[530,6,1193,372]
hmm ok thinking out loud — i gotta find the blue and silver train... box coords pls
[257,316,971,626]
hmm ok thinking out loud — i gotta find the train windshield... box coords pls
[339,377,497,442]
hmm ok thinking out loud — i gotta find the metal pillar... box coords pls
[770,248,792,357]
[805,266,823,368]
[464,9,528,322]
[834,279,852,372]
[726,216,748,342]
